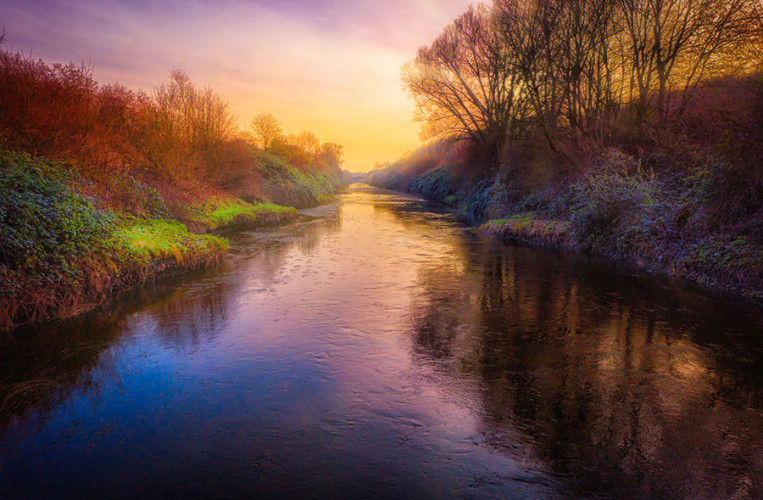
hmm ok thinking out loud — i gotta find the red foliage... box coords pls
[0,50,154,174]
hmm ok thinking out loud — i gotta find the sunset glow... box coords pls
[3,0,474,171]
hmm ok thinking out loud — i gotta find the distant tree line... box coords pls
[249,112,344,174]
[0,45,344,187]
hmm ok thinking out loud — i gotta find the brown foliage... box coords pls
[249,112,282,150]
[0,50,251,193]
[269,140,313,170]
[147,69,238,178]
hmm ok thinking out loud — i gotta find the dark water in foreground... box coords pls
[1,185,762,499]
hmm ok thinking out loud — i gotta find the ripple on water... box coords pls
[0,186,761,499]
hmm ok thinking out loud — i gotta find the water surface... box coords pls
[1,185,761,499]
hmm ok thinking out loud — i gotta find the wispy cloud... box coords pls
[2,0,473,171]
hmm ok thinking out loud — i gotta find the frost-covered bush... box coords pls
[570,149,668,257]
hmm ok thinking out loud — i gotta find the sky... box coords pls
[2,0,475,172]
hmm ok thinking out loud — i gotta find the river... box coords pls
[1,185,761,499]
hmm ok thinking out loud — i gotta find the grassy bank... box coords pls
[224,151,342,209]
[0,150,334,332]
[369,146,763,301]
[186,199,298,233]
[0,44,347,331]
[478,213,762,299]
[371,0,763,303]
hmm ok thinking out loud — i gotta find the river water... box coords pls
[1,185,761,499]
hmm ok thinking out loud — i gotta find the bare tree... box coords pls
[284,130,320,156]
[402,3,528,168]
[249,112,282,149]
[616,0,754,120]
[497,0,625,155]
[401,0,759,175]
[150,70,236,175]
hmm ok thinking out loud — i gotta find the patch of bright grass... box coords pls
[111,218,229,266]
[315,194,336,205]
[483,213,570,238]
[191,199,297,231]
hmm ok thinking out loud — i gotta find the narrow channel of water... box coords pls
[1,185,761,499]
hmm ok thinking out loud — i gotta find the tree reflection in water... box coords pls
[408,235,763,499]
[0,209,342,433]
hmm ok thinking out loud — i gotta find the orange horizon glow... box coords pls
[2,0,475,172]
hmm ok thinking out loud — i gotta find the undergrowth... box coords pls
[1,152,255,331]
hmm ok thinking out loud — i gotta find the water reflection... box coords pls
[0,186,760,499]
[0,210,342,431]
[407,236,763,499]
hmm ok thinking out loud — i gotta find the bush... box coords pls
[0,50,151,173]
[0,151,115,271]
[679,156,763,239]
[96,175,172,218]
[570,149,667,256]
[408,165,454,201]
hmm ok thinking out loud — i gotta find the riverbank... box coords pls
[368,147,763,303]
[0,47,349,332]
[0,151,339,332]
[477,213,761,301]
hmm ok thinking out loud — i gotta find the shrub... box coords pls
[570,149,666,256]
[408,165,454,202]
[0,151,115,271]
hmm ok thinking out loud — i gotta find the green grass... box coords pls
[189,199,297,232]
[485,213,570,238]
[0,151,236,330]
[316,194,336,205]
[111,218,229,267]
[1,215,231,332]
[257,152,339,207]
